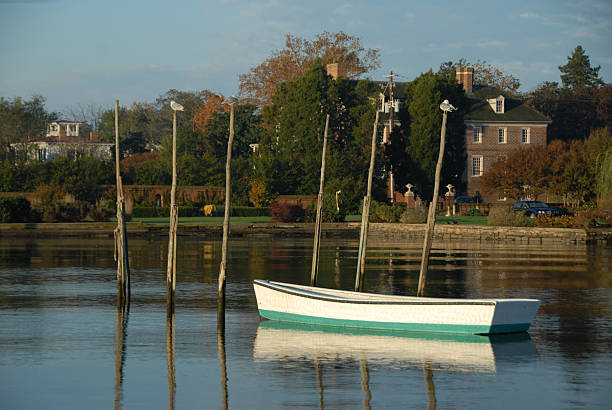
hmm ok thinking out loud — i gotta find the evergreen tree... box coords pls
[390,71,467,200]
[559,45,604,89]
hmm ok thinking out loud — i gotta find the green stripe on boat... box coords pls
[258,309,530,335]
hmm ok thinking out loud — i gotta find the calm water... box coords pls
[0,235,610,409]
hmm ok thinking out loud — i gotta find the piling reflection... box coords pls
[114,303,129,410]
[217,322,228,410]
[253,321,536,374]
[166,304,176,410]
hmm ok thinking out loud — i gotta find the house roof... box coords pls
[465,86,551,123]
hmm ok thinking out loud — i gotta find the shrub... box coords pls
[466,208,482,217]
[249,179,277,207]
[370,200,405,223]
[304,193,347,222]
[269,202,305,222]
[400,204,428,224]
[487,205,534,227]
[0,196,39,222]
[131,206,201,218]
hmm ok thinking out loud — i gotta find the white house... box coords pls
[11,120,114,161]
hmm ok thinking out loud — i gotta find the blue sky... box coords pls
[0,0,610,115]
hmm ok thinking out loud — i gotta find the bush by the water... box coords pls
[304,192,347,222]
[487,205,534,227]
[400,204,428,224]
[370,200,405,222]
[0,196,40,222]
[269,202,305,222]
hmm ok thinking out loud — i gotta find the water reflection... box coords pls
[253,320,536,374]
[113,303,129,410]
[166,305,175,410]
[217,323,228,410]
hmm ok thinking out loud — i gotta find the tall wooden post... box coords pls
[310,114,330,287]
[355,110,379,292]
[167,108,179,304]
[417,108,449,296]
[114,99,130,304]
[218,99,236,322]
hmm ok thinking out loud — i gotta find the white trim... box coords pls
[497,127,507,144]
[521,127,531,144]
[472,155,483,177]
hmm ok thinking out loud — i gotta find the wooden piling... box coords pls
[354,110,379,292]
[167,109,179,303]
[218,100,236,321]
[417,109,448,296]
[310,114,330,287]
[114,100,130,304]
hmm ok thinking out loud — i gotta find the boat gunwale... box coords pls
[254,279,514,306]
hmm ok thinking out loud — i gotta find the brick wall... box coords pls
[465,123,547,202]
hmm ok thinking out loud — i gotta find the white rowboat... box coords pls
[253,280,540,335]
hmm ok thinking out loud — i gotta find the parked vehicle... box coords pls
[512,201,556,218]
[454,195,480,205]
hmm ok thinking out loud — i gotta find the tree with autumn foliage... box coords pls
[238,31,380,106]
[482,129,612,204]
[438,59,520,95]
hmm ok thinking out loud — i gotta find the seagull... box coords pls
[170,100,184,111]
[439,100,457,112]
[224,95,239,105]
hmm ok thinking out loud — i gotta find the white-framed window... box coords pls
[521,128,530,144]
[473,126,482,143]
[472,155,483,177]
[495,96,505,113]
[498,127,507,144]
[498,192,507,201]
[37,148,47,161]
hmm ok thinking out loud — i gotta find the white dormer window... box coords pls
[488,95,505,113]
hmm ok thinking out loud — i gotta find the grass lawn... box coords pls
[126,216,272,224]
[435,215,488,225]
[116,214,488,225]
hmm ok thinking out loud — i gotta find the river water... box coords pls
[0,235,610,409]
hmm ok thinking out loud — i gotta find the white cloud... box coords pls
[518,12,540,19]
[478,41,507,48]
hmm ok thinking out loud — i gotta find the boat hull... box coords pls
[253,280,540,335]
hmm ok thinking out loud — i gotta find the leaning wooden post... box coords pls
[218,96,237,322]
[167,101,183,304]
[114,99,130,303]
[310,114,330,287]
[417,101,453,296]
[354,110,379,292]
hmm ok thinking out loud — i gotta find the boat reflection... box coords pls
[253,320,535,374]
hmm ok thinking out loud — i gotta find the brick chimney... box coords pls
[326,63,339,80]
[456,67,474,93]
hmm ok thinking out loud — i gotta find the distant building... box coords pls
[11,120,114,161]
[456,68,551,202]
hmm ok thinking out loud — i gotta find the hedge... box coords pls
[131,206,269,218]
[0,196,40,222]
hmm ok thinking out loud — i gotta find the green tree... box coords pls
[559,45,605,89]
[390,70,468,200]
[0,95,56,161]
[255,61,377,211]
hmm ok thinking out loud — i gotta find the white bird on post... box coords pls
[170,100,184,111]
[439,99,456,112]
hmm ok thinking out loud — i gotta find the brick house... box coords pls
[456,68,551,202]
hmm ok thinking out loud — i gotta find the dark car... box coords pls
[512,201,555,218]
[454,195,480,205]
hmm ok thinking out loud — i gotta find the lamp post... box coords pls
[218,95,238,324]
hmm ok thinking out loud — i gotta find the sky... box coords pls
[0,0,610,115]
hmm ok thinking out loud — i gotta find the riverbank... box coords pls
[1,221,610,244]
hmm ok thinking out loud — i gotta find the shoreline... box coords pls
[1,221,610,244]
